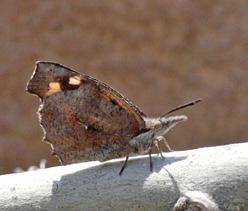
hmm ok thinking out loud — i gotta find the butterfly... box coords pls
[26,62,200,175]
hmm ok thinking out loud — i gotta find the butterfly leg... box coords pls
[149,148,153,172]
[154,138,165,158]
[156,136,174,152]
[148,138,155,172]
[119,154,129,175]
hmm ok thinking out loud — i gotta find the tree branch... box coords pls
[0,143,248,210]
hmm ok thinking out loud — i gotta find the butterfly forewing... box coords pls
[27,62,146,164]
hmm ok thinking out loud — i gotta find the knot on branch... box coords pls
[173,191,219,211]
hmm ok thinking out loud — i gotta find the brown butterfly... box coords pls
[26,62,200,175]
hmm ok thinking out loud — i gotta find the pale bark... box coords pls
[0,143,248,211]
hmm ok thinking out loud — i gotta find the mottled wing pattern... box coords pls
[27,62,146,164]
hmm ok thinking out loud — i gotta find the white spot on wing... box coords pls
[69,76,81,85]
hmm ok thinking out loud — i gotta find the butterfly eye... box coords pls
[154,120,163,130]
[154,123,160,130]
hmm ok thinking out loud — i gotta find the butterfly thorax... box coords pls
[128,116,187,154]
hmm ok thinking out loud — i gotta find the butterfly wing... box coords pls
[27,62,146,164]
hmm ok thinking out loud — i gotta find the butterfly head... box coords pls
[26,61,82,98]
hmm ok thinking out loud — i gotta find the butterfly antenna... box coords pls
[162,98,202,117]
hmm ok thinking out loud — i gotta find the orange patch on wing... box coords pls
[45,82,61,96]
[103,91,130,112]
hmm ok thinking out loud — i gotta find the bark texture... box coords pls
[0,143,247,211]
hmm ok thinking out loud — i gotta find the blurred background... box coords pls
[0,1,247,175]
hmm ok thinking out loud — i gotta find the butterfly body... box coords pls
[27,62,191,169]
